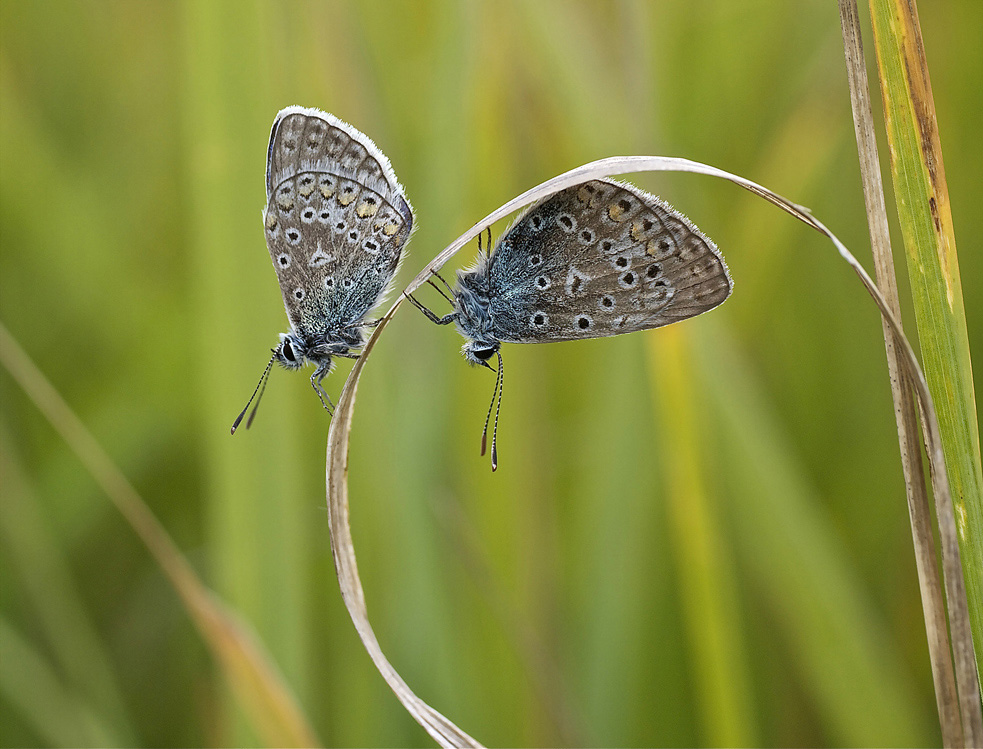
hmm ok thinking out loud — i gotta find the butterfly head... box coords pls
[231,335,308,435]
[275,331,309,370]
[462,339,500,369]
[453,269,499,369]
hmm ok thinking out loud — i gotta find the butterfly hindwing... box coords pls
[263,108,412,341]
[485,179,731,343]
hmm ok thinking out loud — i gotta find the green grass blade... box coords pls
[869,0,983,730]
[838,1,962,741]
[695,326,935,745]
[647,330,757,746]
[179,0,316,743]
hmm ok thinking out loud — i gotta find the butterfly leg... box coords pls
[403,290,457,326]
[310,367,336,414]
[430,271,455,298]
[338,319,380,330]
[478,227,492,259]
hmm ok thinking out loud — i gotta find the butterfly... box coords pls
[407,178,732,469]
[233,106,413,433]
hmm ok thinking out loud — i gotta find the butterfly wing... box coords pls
[263,107,413,341]
[485,179,731,343]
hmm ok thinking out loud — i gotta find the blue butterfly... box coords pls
[234,107,413,433]
[409,179,731,468]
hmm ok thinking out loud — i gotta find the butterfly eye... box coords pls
[473,347,496,361]
[281,340,297,363]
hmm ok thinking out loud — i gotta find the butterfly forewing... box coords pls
[263,108,412,339]
[486,179,731,343]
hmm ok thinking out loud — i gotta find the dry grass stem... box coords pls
[325,155,971,746]
[838,1,963,743]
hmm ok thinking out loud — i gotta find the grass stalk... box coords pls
[868,0,983,736]
[838,0,963,743]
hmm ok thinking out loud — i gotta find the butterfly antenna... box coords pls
[480,351,504,471]
[490,350,504,471]
[231,351,275,435]
[245,362,272,429]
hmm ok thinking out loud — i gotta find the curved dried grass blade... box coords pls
[324,320,483,748]
[326,155,977,746]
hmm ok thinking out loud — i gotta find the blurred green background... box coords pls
[2,0,981,746]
